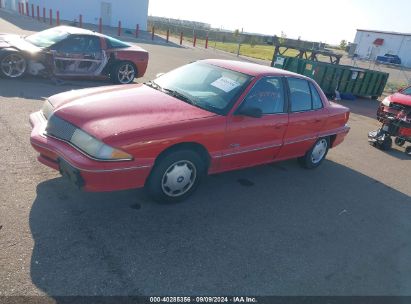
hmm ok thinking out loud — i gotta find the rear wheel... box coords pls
[146,150,205,203]
[0,51,26,78]
[298,137,329,169]
[377,136,392,151]
[110,61,136,84]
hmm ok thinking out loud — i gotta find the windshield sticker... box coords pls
[211,77,241,93]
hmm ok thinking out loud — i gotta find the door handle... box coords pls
[314,119,322,123]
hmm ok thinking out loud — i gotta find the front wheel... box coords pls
[376,136,392,151]
[146,150,205,203]
[0,52,27,78]
[298,137,329,169]
[110,61,136,84]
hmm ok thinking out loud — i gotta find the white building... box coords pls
[353,29,411,67]
[2,0,149,31]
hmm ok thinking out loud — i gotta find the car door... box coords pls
[220,76,289,170]
[50,35,106,76]
[276,77,328,160]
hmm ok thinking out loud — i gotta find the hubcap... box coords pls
[1,54,26,78]
[117,63,135,84]
[161,160,197,197]
[311,139,327,164]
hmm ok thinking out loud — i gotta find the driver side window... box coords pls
[239,77,285,114]
[53,35,101,54]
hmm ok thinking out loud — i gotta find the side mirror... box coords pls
[237,107,263,118]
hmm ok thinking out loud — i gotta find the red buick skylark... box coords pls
[30,59,350,202]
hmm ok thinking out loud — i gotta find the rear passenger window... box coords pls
[105,37,131,49]
[288,78,312,112]
[310,83,323,109]
[288,78,324,112]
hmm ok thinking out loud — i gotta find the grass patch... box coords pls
[209,42,301,61]
[209,42,335,63]
[154,30,338,63]
[385,82,408,94]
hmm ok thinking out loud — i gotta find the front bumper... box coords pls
[29,111,152,192]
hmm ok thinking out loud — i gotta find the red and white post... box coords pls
[79,14,82,28]
[56,10,60,25]
[98,17,102,33]
[117,21,121,36]
[49,9,52,25]
[135,24,139,38]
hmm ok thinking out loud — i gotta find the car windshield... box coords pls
[25,28,69,48]
[401,87,411,95]
[152,62,253,115]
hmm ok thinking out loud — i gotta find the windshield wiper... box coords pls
[144,80,162,90]
[163,88,196,105]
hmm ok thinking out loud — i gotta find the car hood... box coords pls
[0,34,41,53]
[50,84,217,139]
[389,93,411,107]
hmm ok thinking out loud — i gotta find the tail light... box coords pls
[344,111,350,123]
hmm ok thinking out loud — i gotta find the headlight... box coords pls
[42,99,54,120]
[381,97,391,107]
[70,128,133,161]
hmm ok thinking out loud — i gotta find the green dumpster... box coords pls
[273,55,389,98]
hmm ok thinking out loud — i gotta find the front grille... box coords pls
[45,114,77,141]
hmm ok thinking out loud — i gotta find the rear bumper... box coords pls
[29,111,152,192]
[329,125,350,148]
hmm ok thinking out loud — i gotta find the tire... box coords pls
[110,61,136,84]
[377,136,392,151]
[395,137,406,147]
[298,137,329,169]
[146,150,206,203]
[0,51,27,79]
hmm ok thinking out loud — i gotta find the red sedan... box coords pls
[0,26,148,84]
[30,59,350,202]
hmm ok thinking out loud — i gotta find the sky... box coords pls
[148,0,411,45]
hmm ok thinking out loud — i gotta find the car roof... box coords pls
[203,59,307,78]
[52,25,107,38]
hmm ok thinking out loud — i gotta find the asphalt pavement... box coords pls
[1,9,411,298]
